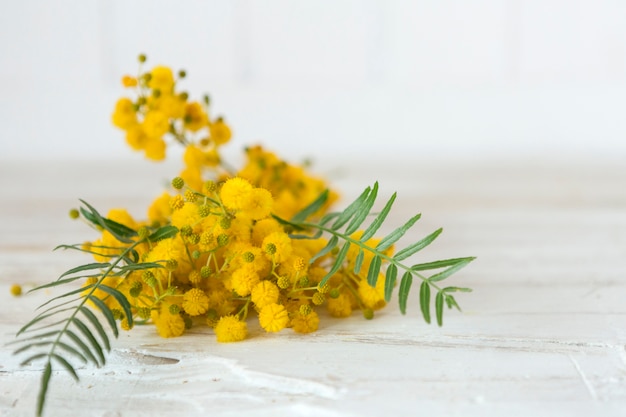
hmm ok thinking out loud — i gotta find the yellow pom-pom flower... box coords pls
[148,66,175,93]
[220,177,254,211]
[214,315,247,343]
[262,232,293,263]
[182,288,209,316]
[231,266,260,297]
[209,118,232,145]
[258,303,289,333]
[112,98,137,130]
[250,281,279,309]
[291,311,320,334]
[151,308,186,338]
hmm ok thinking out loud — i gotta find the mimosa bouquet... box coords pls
[13,54,474,416]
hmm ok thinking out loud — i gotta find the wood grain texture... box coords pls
[1,158,625,417]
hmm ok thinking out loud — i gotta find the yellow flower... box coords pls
[147,192,172,225]
[327,293,353,318]
[125,125,149,151]
[258,303,289,333]
[148,66,175,93]
[214,315,247,343]
[358,280,386,311]
[121,75,137,87]
[171,201,201,230]
[10,284,22,297]
[151,308,185,338]
[262,232,293,263]
[251,218,282,247]
[220,177,254,211]
[182,288,209,316]
[209,118,232,145]
[156,93,185,119]
[112,98,137,130]
[291,310,319,334]
[250,281,279,309]
[231,266,260,297]
[240,188,273,220]
[144,137,166,161]
[143,110,169,139]
[184,101,208,132]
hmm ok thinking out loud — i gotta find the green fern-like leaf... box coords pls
[282,184,475,323]
[12,201,176,417]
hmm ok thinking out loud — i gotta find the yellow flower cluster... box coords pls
[97,55,389,343]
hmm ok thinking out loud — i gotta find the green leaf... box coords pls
[97,285,133,327]
[79,200,137,243]
[36,286,92,310]
[360,192,396,242]
[319,241,351,287]
[442,286,473,293]
[445,294,462,311]
[420,281,431,324]
[366,255,382,287]
[331,186,371,230]
[435,291,444,327]
[13,341,54,356]
[353,249,364,274]
[37,361,52,417]
[32,278,93,293]
[80,307,111,351]
[116,262,165,273]
[58,262,111,279]
[6,330,60,346]
[291,189,329,223]
[376,213,421,252]
[148,225,179,241]
[72,318,105,365]
[19,353,48,367]
[56,341,88,364]
[344,182,378,235]
[398,271,413,315]
[428,257,475,282]
[309,235,338,264]
[64,331,98,365]
[411,257,476,272]
[17,308,73,336]
[384,264,397,302]
[87,295,119,338]
[393,228,443,262]
[51,354,79,382]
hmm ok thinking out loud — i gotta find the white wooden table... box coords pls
[1,157,625,417]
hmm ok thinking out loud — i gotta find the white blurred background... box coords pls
[1,0,626,162]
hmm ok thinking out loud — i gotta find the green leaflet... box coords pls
[79,306,111,351]
[428,257,475,282]
[148,225,179,241]
[98,285,134,327]
[384,264,397,302]
[419,281,431,324]
[376,213,421,252]
[79,200,137,244]
[37,362,52,417]
[398,271,413,315]
[331,186,371,230]
[360,192,396,242]
[319,241,351,287]
[353,249,364,274]
[309,235,338,264]
[344,182,378,235]
[435,291,444,327]
[366,255,382,287]
[291,189,329,223]
[393,228,442,262]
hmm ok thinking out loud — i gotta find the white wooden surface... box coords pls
[1,157,625,417]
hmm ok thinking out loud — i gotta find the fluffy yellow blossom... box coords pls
[358,280,386,311]
[147,192,172,225]
[231,266,260,297]
[182,288,210,316]
[327,293,353,317]
[156,94,185,119]
[125,125,149,151]
[122,75,137,87]
[171,202,201,230]
[112,98,137,130]
[214,315,247,343]
[151,308,185,338]
[144,137,167,161]
[143,111,169,139]
[240,188,273,220]
[262,232,293,263]
[220,177,253,211]
[148,66,175,92]
[250,281,279,309]
[291,311,320,334]
[259,303,289,333]
[209,118,232,145]
[184,102,208,132]
[10,284,22,297]
[251,218,283,247]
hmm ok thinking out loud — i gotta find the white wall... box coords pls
[1,0,626,162]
